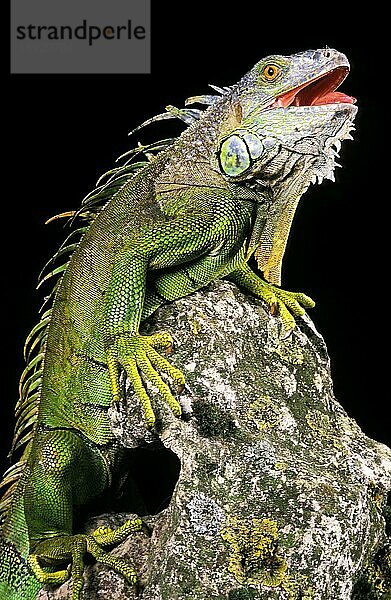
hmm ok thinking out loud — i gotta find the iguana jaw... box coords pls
[270,66,356,109]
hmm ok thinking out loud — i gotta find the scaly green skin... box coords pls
[0,48,357,599]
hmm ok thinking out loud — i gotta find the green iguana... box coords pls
[0,48,357,599]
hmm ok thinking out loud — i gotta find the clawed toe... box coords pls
[28,518,145,599]
[106,331,186,427]
[256,281,315,333]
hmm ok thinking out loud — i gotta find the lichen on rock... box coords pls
[220,515,288,587]
[41,280,391,600]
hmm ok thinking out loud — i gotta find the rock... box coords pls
[40,280,391,600]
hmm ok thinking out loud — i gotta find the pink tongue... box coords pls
[312,91,356,105]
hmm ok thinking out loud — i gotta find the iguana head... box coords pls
[217,48,357,189]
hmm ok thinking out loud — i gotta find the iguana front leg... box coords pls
[106,331,185,427]
[104,212,234,427]
[227,262,315,332]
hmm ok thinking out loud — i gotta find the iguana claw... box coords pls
[106,331,185,427]
[227,266,315,333]
[246,278,315,332]
[268,286,315,332]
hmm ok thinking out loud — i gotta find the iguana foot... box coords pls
[255,281,315,333]
[27,518,144,600]
[106,332,185,427]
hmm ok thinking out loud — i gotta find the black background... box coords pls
[2,9,388,476]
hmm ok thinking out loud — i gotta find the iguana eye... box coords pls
[263,64,281,81]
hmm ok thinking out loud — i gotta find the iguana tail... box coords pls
[0,537,41,600]
[0,470,42,599]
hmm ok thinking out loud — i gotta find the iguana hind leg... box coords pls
[24,429,144,598]
[227,263,315,333]
[28,519,143,600]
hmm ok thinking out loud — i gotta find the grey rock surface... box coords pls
[40,280,391,600]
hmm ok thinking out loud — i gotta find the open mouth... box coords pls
[270,66,356,108]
